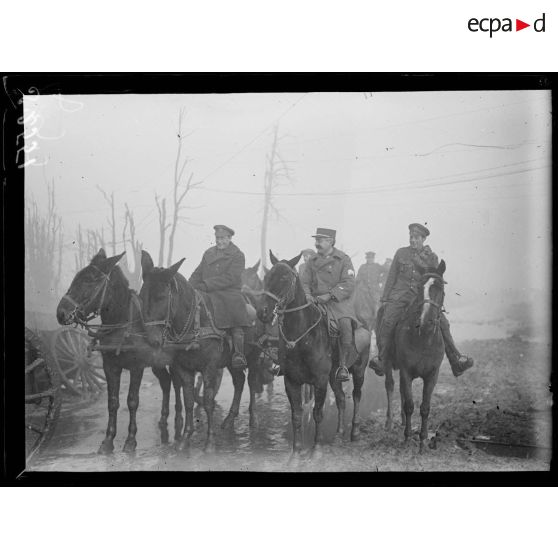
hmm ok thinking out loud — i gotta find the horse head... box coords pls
[56,248,126,325]
[139,250,185,348]
[257,250,302,324]
[241,259,263,292]
[418,259,447,333]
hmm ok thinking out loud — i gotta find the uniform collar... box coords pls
[206,242,238,260]
[311,247,343,261]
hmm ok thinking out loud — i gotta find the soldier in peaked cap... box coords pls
[189,225,251,369]
[300,228,358,382]
[369,222,474,378]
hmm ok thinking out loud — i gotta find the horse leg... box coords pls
[222,366,246,430]
[177,368,195,453]
[312,383,328,453]
[385,365,394,430]
[400,370,414,443]
[351,364,365,442]
[329,372,346,441]
[284,375,303,453]
[98,363,122,454]
[194,372,203,406]
[123,367,144,452]
[202,367,218,452]
[151,366,171,444]
[399,370,406,427]
[247,359,260,428]
[419,370,439,454]
[171,368,184,441]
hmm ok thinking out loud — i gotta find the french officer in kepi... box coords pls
[369,222,474,378]
[189,225,252,369]
[300,228,359,382]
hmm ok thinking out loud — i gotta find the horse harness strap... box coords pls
[277,303,322,350]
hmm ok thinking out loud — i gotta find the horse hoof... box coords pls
[98,440,114,455]
[350,430,360,442]
[123,439,137,453]
[311,446,323,460]
[385,419,393,430]
[160,428,170,445]
[249,415,259,429]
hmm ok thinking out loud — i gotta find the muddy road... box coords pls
[27,336,551,472]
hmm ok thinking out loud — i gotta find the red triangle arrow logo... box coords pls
[516,19,530,31]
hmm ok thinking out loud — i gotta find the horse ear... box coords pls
[437,259,446,277]
[286,252,303,269]
[163,258,185,281]
[269,250,279,266]
[104,251,126,271]
[91,248,107,264]
[141,250,155,279]
[251,259,260,272]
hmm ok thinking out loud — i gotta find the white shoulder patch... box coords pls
[348,269,355,276]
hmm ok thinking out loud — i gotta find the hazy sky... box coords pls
[24,90,551,309]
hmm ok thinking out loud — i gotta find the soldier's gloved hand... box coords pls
[306,294,318,305]
[316,293,332,304]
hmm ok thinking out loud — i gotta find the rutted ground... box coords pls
[27,336,551,472]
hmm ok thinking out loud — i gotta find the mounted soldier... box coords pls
[354,250,382,331]
[189,225,252,369]
[369,223,474,378]
[300,228,358,382]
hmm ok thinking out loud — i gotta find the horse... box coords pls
[382,260,447,453]
[139,250,274,451]
[257,251,370,454]
[56,249,183,453]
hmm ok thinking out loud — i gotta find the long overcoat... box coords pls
[300,247,358,322]
[189,242,251,329]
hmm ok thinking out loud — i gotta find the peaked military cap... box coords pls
[213,224,235,237]
[312,227,336,239]
[408,223,430,237]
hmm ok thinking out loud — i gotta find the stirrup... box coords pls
[335,366,350,382]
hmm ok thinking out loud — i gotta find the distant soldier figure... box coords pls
[369,223,474,377]
[298,248,316,278]
[354,251,382,331]
[378,257,392,293]
[300,228,358,382]
[189,225,252,369]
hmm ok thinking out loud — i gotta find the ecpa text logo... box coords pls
[468,13,546,37]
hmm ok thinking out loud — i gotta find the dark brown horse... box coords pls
[258,251,370,453]
[382,260,447,453]
[56,249,182,453]
[139,251,274,450]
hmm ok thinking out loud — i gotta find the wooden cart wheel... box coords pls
[50,327,105,397]
[25,327,62,460]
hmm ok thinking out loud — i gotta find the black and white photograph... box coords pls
[19,80,552,474]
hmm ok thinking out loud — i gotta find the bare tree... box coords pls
[25,182,64,311]
[96,185,116,255]
[165,108,202,266]
[120,204,143,290]
[155,195,169,266]
[260,124,293,271]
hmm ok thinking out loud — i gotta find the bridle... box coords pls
[262,263,322,349]
[62,265,113,325]
[417,273,446,331]
[142,277,198,344]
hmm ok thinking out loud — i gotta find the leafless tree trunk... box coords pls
[96,185,116,255]
[166,108,202,266]
[260,125,293,271]
[156,195,169,266]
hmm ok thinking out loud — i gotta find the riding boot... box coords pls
[335,343,352,382]
[369,321,393,377]
[231,327,248,369]
[440,315,474,377]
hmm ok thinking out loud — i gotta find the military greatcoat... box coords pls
[189,242,251,329]
[300,248,358,322]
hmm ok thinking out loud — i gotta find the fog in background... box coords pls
[24,90,551,339]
